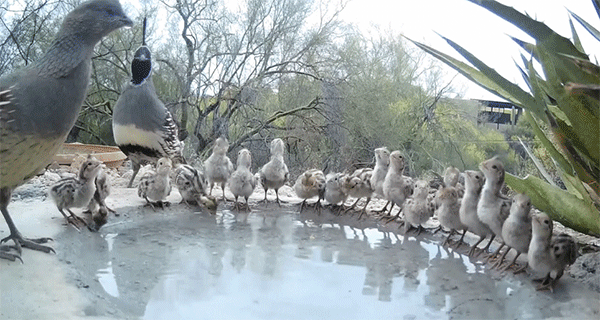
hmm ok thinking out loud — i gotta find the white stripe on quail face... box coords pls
[113,123,165,152]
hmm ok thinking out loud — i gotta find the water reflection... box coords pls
[55,207,599,319]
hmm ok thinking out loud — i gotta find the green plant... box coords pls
[407,0,600,236]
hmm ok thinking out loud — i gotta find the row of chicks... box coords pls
[294,147,578,292]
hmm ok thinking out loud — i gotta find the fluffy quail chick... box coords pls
[229,149,257,211]
[478,157,511,260]
[370,147,392,213]
[382,151,414,223]
[403,179,434,235]
[258,138,289,206]
[138,157,173,208]
[459,170,493,257]
[204,137,234,200]
[344,168,374,219]
[435,166,464,206]
[50,155,103,230]
[496,193,532,272]
[293,168,326,212]
[528,212,578,292]
[436,186,467,247]
[86,168,116,215]
[325,173,348,215]
[175,164,209,206]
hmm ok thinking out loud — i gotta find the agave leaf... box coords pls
[505,173,600,236]
[469,0,587,59]
[517,136,556,186]
[556,94,600,163]
[403,37,526,107]
[436,35,547,118]
[523,110,572,172]
[559,54,600,77]
[569,9,600,41]
[569,17,584,52]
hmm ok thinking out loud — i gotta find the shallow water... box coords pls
[55,206,600,319]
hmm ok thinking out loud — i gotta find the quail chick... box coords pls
[113,23,186,188]
[0,0,131,261]
[403,179,434,235]
[495,193,532,272]
[370,147,391,213]
[528,212,578,292]
[293,168,326,213]
[86,168,116,215]
[343,167,374,219]
[258,138,289,206]
[324,172,348,214]
[436,186,467,247]
[174,164,208,206]
[204,137,234,200]
[229,149,257,211]
[459,170,493,257]
[478,157,511,260]
[138,157,173,208]
[382,151,414,223]
[50,155,103,230]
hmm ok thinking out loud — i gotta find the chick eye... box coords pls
[544,219,549,225]
[492,165,497,169]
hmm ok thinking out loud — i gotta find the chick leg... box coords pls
[500,252,521,272]
[492,246,511,269]
[442,229,456,246]
[484,242,505,263]
[0,190,54,261]
[454,229,468,249]
[221,182,228,202]
[344,198,361,213]
[299,199,307,213]
[468,235,487,257]
[477,235,496,257]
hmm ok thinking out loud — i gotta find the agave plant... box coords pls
[407,0,599,236]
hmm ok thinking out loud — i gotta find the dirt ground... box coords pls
[1,166,599,319]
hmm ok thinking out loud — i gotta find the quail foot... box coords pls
[50,155,103,230]
[0,0,131,261]
[204,137,234,201]
[113,19,185,188]
[528,212,578,292]
[138,157,173,208]
[258,138,289,206]
[229,149,257,211]
[293,168,326,213]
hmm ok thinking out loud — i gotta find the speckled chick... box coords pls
[403,179,434,235]
[343,167,374,218]
[87,168,115,215]
[258,138,289,206]
[138,157,172,208]
[204,137,234,200]
[229,149,257,211]
[50,155,103,229]
[175,164,208,205]
[293,168,326,212]
[528,212,578,292]
[496,193,532,272]
[459,170,493,257]
[478,157,511,259]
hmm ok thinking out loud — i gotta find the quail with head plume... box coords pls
[258,138,289,206]
[228,148,257,211]
[49,155,103,230]
[113,18,185,188]
[528,212,578,292]
[0,0,132,261]
[138,157,173,208]
[204,137,234,200]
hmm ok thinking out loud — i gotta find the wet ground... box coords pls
[1,187,600,320]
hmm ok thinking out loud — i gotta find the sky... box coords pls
[339,0,600,100]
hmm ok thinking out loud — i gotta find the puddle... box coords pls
[55,207,600,319]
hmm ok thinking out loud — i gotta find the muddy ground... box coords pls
[1,168,599,320]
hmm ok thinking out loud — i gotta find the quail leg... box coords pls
[127,161,141,188]
[467,235,487,257]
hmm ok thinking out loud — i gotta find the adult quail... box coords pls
[0,0,132,262]
[112,22,185,188]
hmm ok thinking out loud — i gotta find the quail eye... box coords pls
[544,219,549,225]
[492,165,497,169]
